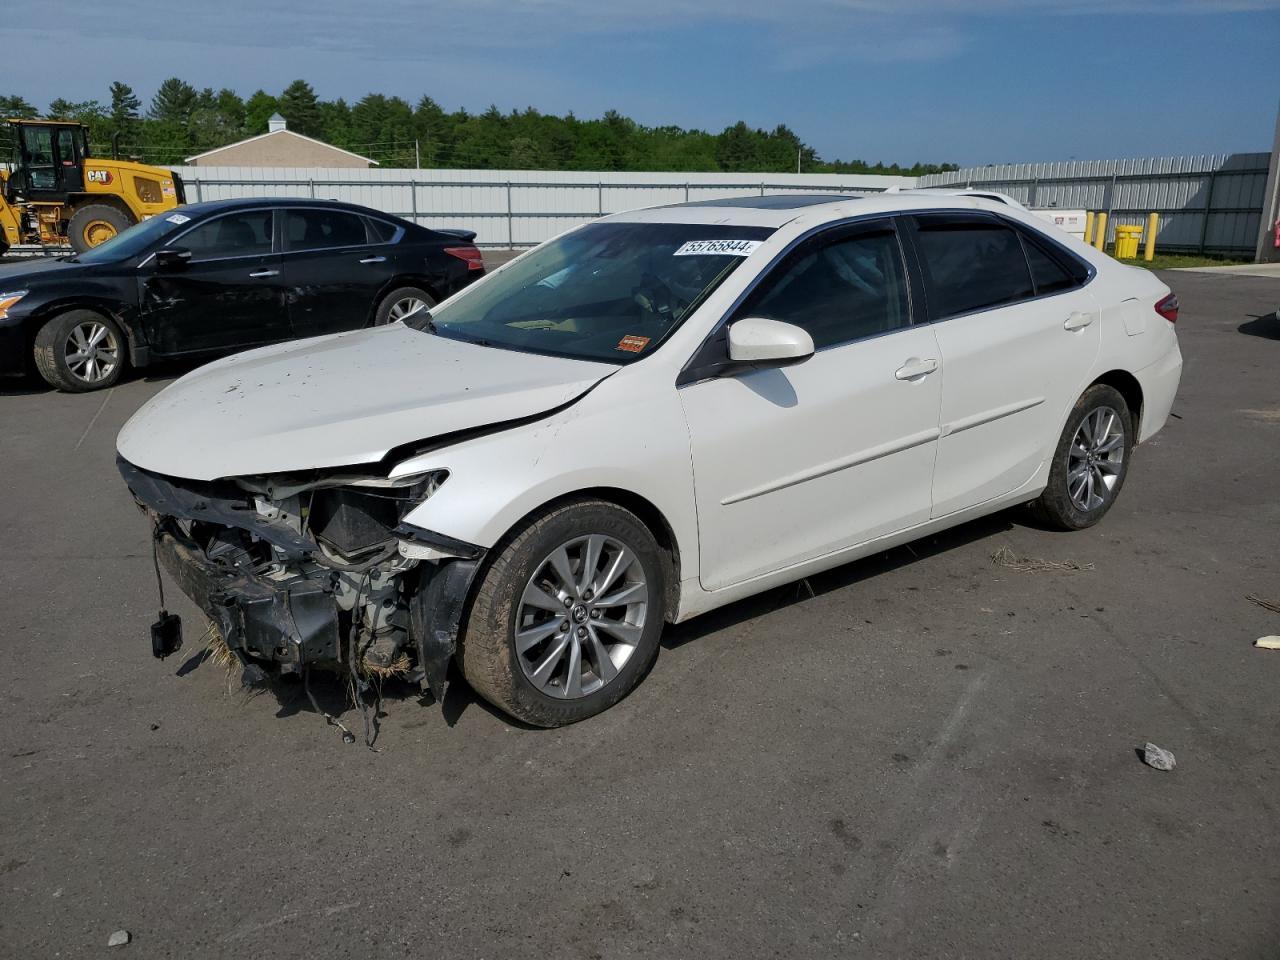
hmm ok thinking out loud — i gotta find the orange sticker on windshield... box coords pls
[617,335,650,353]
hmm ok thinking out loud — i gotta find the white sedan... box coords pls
[117,193,1182,728]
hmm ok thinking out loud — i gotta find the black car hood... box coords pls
[0,256,94,285]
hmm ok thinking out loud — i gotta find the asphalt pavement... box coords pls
[1,269,1278,959]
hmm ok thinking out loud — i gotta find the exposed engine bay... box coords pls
[118,457,484,736]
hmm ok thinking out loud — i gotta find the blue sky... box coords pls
[8,0,1279,166]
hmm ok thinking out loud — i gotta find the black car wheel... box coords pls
[33,309,127,392]
[374,286,436,326]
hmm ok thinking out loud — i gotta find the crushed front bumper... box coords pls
[123,456,485,700]
[155,521,342,671]
[155,520,483,698]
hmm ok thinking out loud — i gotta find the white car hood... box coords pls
[117,324,615,481]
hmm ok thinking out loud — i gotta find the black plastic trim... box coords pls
[118,456,318,559]
[410,558,485,701]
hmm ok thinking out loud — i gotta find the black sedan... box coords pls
[0,198,485,391]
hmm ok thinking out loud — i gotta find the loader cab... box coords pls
[5,120,89,202]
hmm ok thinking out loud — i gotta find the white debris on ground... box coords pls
[1141,743,1177,771]
[107,930,131,947]
[1253,636,1280,650]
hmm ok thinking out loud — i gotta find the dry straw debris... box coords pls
[990,546,1094,574]
[357,654,412,680]
[1246,594,1280,615]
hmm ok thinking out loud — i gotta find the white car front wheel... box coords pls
[459,499,665,727]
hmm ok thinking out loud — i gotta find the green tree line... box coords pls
[0,81,957,176]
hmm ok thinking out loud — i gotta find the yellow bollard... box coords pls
[1083,211,1095,246]
[1094,212,1108,251]
[1144,212,1159,262]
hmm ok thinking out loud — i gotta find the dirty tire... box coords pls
[33,309,127,392]
[68,204,133,253]
[459,499,666,727]
[373,286,436,326]
[1028,383,1133,531]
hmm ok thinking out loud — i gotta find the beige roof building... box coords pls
[185,114,377,168]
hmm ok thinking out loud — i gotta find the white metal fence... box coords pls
[173,167,917,247]
[4,154,1270,257]
[919,153,1270,254]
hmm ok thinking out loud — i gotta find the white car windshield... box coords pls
[416,221,775,363]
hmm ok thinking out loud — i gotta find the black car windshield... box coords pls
[418,221,775,363]
[72,212,191,264]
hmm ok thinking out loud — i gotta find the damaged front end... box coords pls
[118,457,484,703]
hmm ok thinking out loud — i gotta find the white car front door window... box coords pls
[913,215,1101,517]
[679,221,944,592]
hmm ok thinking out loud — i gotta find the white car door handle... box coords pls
[248,269,279,278]
[1065,311,1096,331]
[359,256,387,264]
[895,358,939,380]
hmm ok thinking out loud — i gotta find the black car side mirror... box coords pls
[153,247,192,269]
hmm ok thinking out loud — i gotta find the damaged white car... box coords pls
[118,194,1182,729]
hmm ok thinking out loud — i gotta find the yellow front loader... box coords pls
[0,119,185,254]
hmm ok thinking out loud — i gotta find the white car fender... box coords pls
[391,369,701,583]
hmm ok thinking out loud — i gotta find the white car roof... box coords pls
[884,187,1029,211]
[606,192,1026,229]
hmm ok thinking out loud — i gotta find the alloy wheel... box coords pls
[1067,405,1125,511]
[515,535,648,700]
[64,320,120,385]
[388,296,429,322]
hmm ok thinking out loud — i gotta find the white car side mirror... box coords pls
[728,317,815,364]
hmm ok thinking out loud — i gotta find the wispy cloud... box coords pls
[10,0,1277,68]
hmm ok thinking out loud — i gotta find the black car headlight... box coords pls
[0,290,29,319]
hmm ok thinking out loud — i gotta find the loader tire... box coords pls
[68,204,133,253]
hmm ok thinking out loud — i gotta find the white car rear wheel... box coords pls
[1030,384,1133,530]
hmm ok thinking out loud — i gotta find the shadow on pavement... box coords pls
[0,374,54,396]
[162,509,1026,733]
[1238,311,1280,340]
[170,633,524,734]
[662,510,1017,651]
